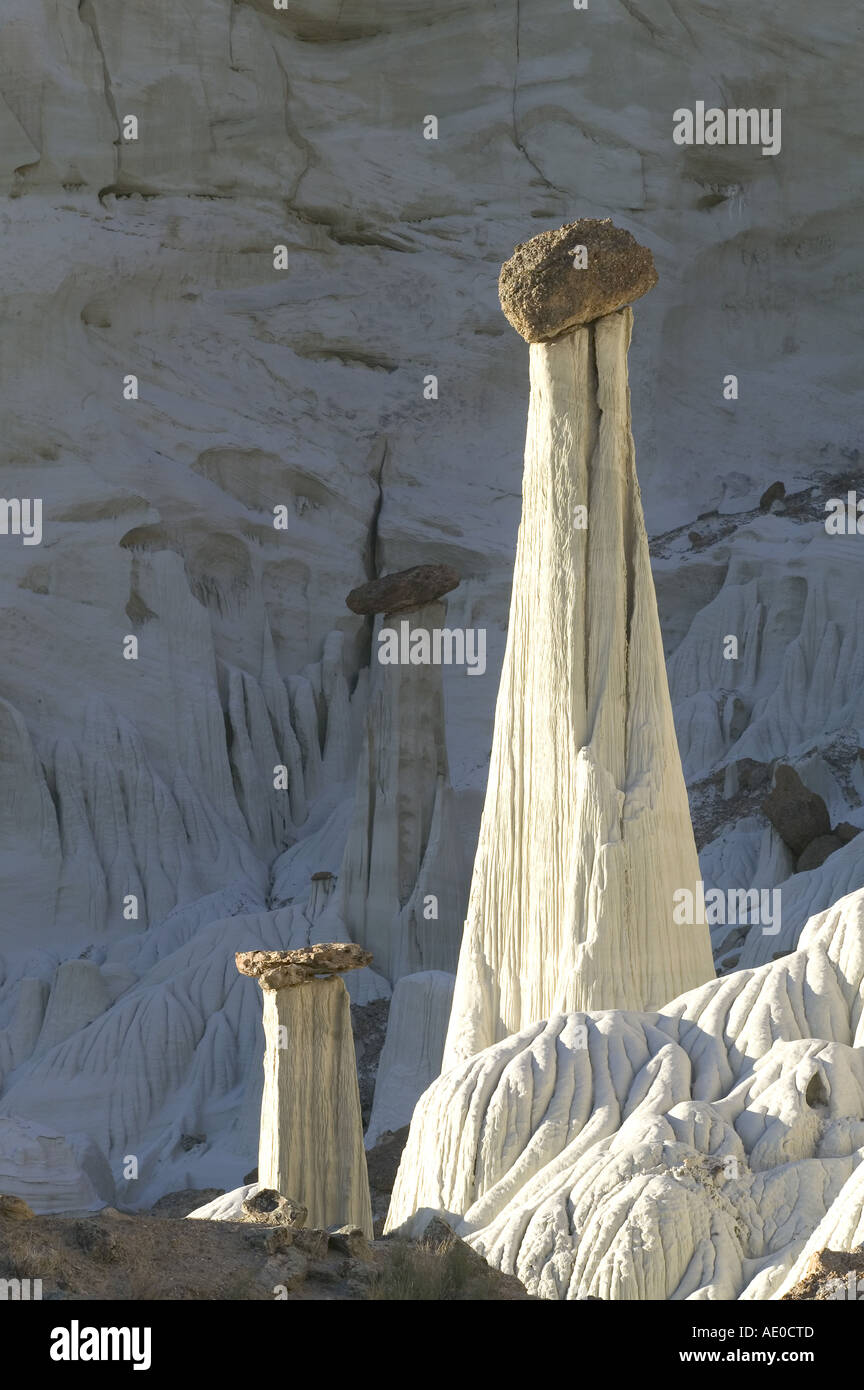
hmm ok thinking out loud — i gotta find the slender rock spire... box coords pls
[442,220,714,1068]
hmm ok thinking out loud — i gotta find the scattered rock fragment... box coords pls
[291,1228,329,1259]
[72,1219,117,1261]
[258,1249,308,1294]
[328,1225,371,1260]
[241,1188,307,1227]
[0,1194,35,1221]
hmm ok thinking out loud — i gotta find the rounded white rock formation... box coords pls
[388,885,864,1301]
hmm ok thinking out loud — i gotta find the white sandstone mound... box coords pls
[238,946,373,1238]
[366,971,455,1148]
[444,306,714,1069]
[0,1115,113,1215]
[387,885,864,1301]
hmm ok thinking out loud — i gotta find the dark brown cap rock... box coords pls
[346,563,460,616]
[236,942,372,991]
[498,219,658,342]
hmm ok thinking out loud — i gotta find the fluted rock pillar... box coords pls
[338,565,467,983]
[442,220,715,1069]
[237,944,374,1237]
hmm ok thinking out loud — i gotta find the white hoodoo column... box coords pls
[443,221,714,1068]
[237,944,374,1237]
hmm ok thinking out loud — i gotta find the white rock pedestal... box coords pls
[237,945,374,1238]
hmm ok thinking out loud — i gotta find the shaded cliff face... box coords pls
[0,2,861,1204]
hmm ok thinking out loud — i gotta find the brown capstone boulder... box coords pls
[346,564,460,616]
[235,942,372,991]
[498,218,658,343]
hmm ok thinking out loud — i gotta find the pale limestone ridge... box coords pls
[443,309,714,1070]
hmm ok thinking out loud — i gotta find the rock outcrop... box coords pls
[773,1155,864,1297]
[442,237,713,1069]
[240,945,374,1239]
[780,1248,864,1301]
[762,765,831,857]
[387,885,864,1302]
